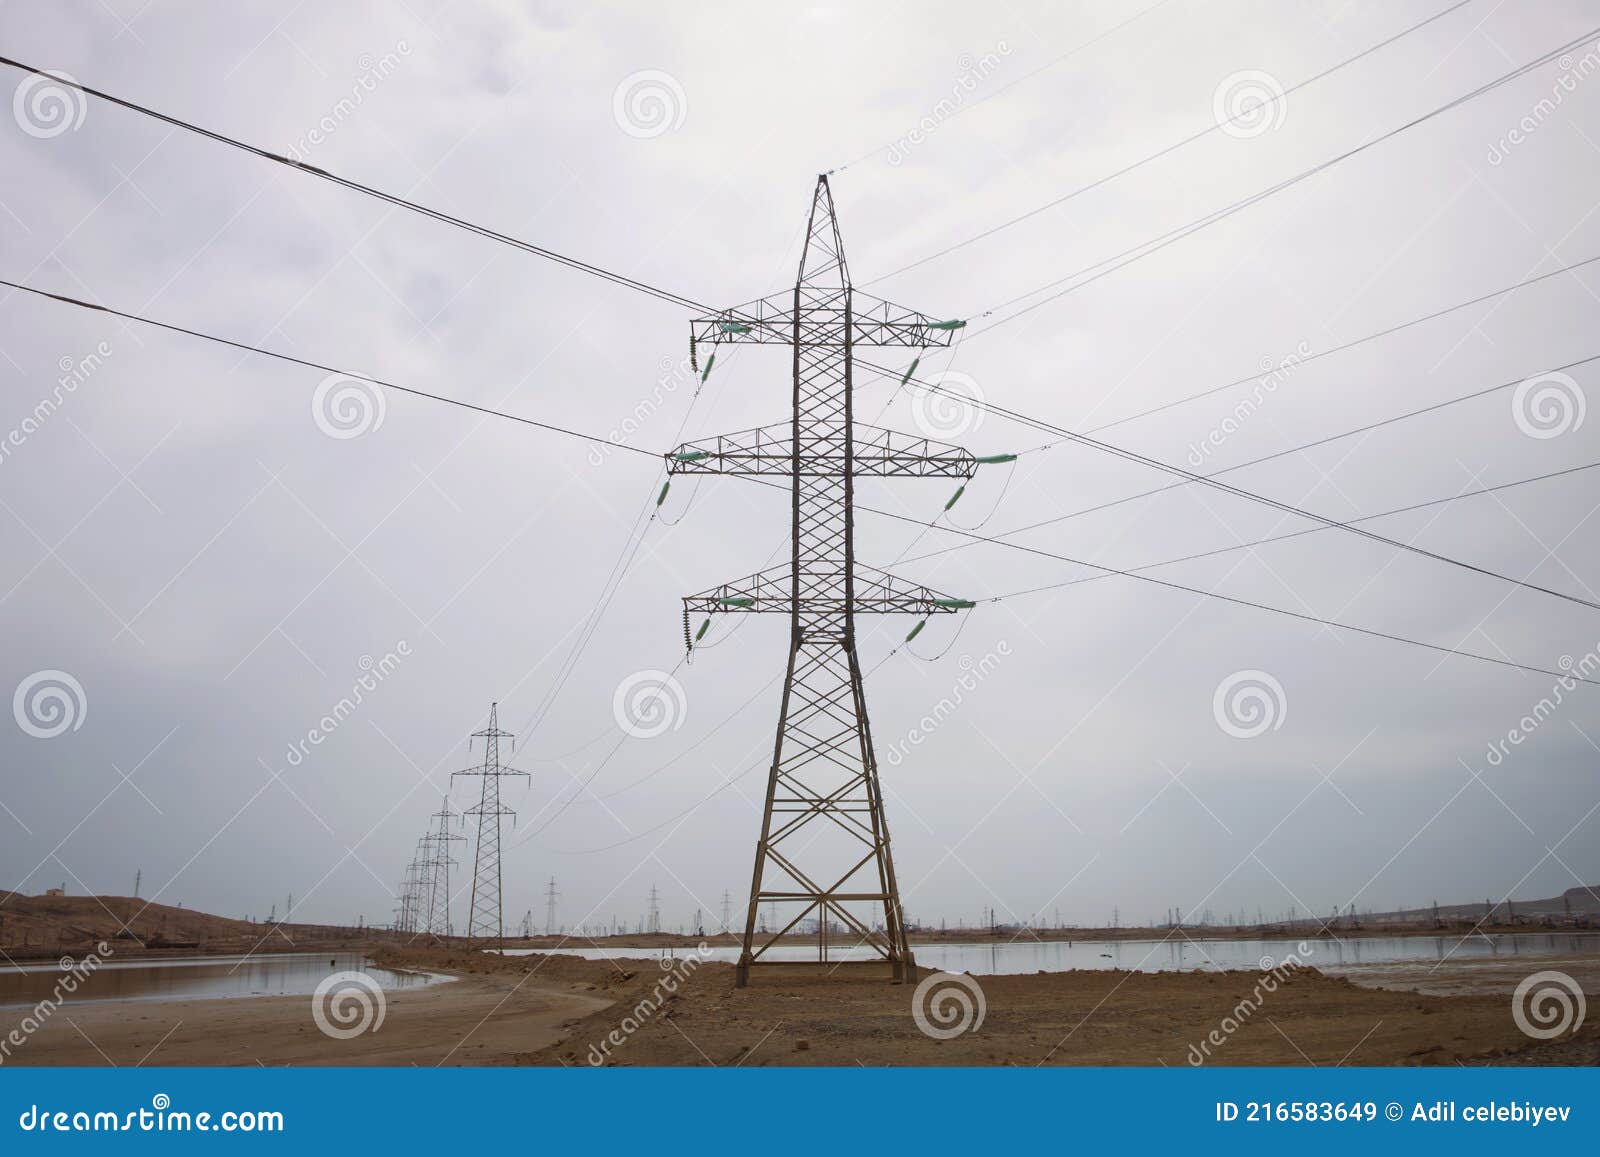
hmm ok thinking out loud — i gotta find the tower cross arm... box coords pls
[666,423,977,479]
[689,292,962,353]
[683,564,977,617]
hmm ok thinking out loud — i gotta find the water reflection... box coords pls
[504,933,1600,976]
[0,952,444,1008]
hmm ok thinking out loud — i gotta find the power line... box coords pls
[866,0,1477,284]
[863,504,1600,688]
[1075,252,1600,437]
[960,25,1600,332]
[0,55,703,314]
[977,459,1600,601]
[14,43,1592,617]
[830,0,1178,173]
[897,349,1600,569]
[862,346,1600,614]
[0,277,659,458]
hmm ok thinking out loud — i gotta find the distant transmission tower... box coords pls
[424,794,465,937]
[720,889,732,934]
[669,174,977,985]
[452,703,529,947]
[647,885,661,935]
[543,876,559,936]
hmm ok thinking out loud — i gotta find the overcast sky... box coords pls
[2,0,1598,937]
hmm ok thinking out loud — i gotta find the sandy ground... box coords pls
[3,953,619,1067]
[6,945,1597,1067]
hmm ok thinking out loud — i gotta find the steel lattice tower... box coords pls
[452,703,529,947]
[669,175,977,985]
[424,794,465,937]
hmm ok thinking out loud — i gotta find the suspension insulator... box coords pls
[905,619,927,642]
[974,453,1018,464]
[943,484,966,511]
[929,318,967,331]
[695,619,711,641]
[900,356,921,386]
[656,480,671,507]
[700,352,716,383]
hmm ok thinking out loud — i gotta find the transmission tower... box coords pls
[452,702,530,948]
[669,175,977,985]
[543,875,559,936]
[424,794,465,937]
[647,885,661,935]
[719,889,732,934]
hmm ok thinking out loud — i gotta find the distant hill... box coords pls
[0,891,360,955]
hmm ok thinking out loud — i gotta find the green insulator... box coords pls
[928,319,967,331]
[933,597,976,609]
[695,619,711,641]
[899,356,920,386]
[974,453,1018,464]
[720,595,755,608]
[905,619,927,642]
[943,484,966,511]
[656,480,671,507]
[718,322,751,334]
[700,352,716,383]
[674,449,711,462]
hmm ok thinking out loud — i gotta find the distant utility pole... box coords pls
[544,876,559,936]
[425,794,465,937]
[133,869,141,899]
[670,174,976,986]
[452,703,530,948]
